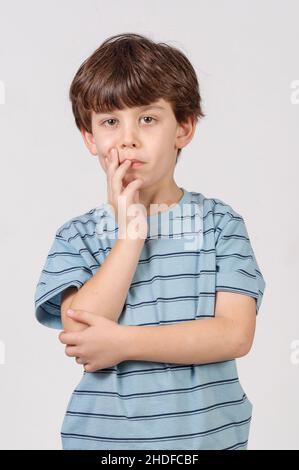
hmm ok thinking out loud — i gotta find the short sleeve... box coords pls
[34,232,95,330]
[215,208,266,315]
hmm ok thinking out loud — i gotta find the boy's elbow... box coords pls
[60,286,82,333]
[232,315,256,358]
[61,310,87,333]
[234,335,254,357]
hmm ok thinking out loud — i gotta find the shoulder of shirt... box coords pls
[54,203,109,240]
[192,191,243,220]
[194,193,246,244]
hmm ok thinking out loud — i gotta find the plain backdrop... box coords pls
[0,0,298,450]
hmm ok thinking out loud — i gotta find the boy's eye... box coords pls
[101,116,156,127]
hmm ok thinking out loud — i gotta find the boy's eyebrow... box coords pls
[96,105,165,115]
[138,105,166,111]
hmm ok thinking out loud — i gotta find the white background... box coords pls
[0,0,298,449]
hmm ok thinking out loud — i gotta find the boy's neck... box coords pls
[139,184,184,216]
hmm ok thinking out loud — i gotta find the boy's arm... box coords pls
[61,238,145,332]
[61,287,88,332]
[123,292,257,364]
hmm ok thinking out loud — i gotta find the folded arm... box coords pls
[124,292,257,364]
[60,238,145,332]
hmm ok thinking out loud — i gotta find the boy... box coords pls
[34,33,266,450]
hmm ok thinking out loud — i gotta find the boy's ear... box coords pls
[175,116,197,151]
[80,127,98,156]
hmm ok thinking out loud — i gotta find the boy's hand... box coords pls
[104,147,148,240]
[58,309,129,372]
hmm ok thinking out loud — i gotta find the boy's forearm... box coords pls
[123,317,247,365]
[69,238,145,322]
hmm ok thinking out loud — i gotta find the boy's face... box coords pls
[81,98,196,188]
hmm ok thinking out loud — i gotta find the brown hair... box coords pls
[69,33,205,163]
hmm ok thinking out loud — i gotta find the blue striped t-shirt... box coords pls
[34,188,266,450]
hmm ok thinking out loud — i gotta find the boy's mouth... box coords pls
[124,157,145,164]
[129,160,145,168]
